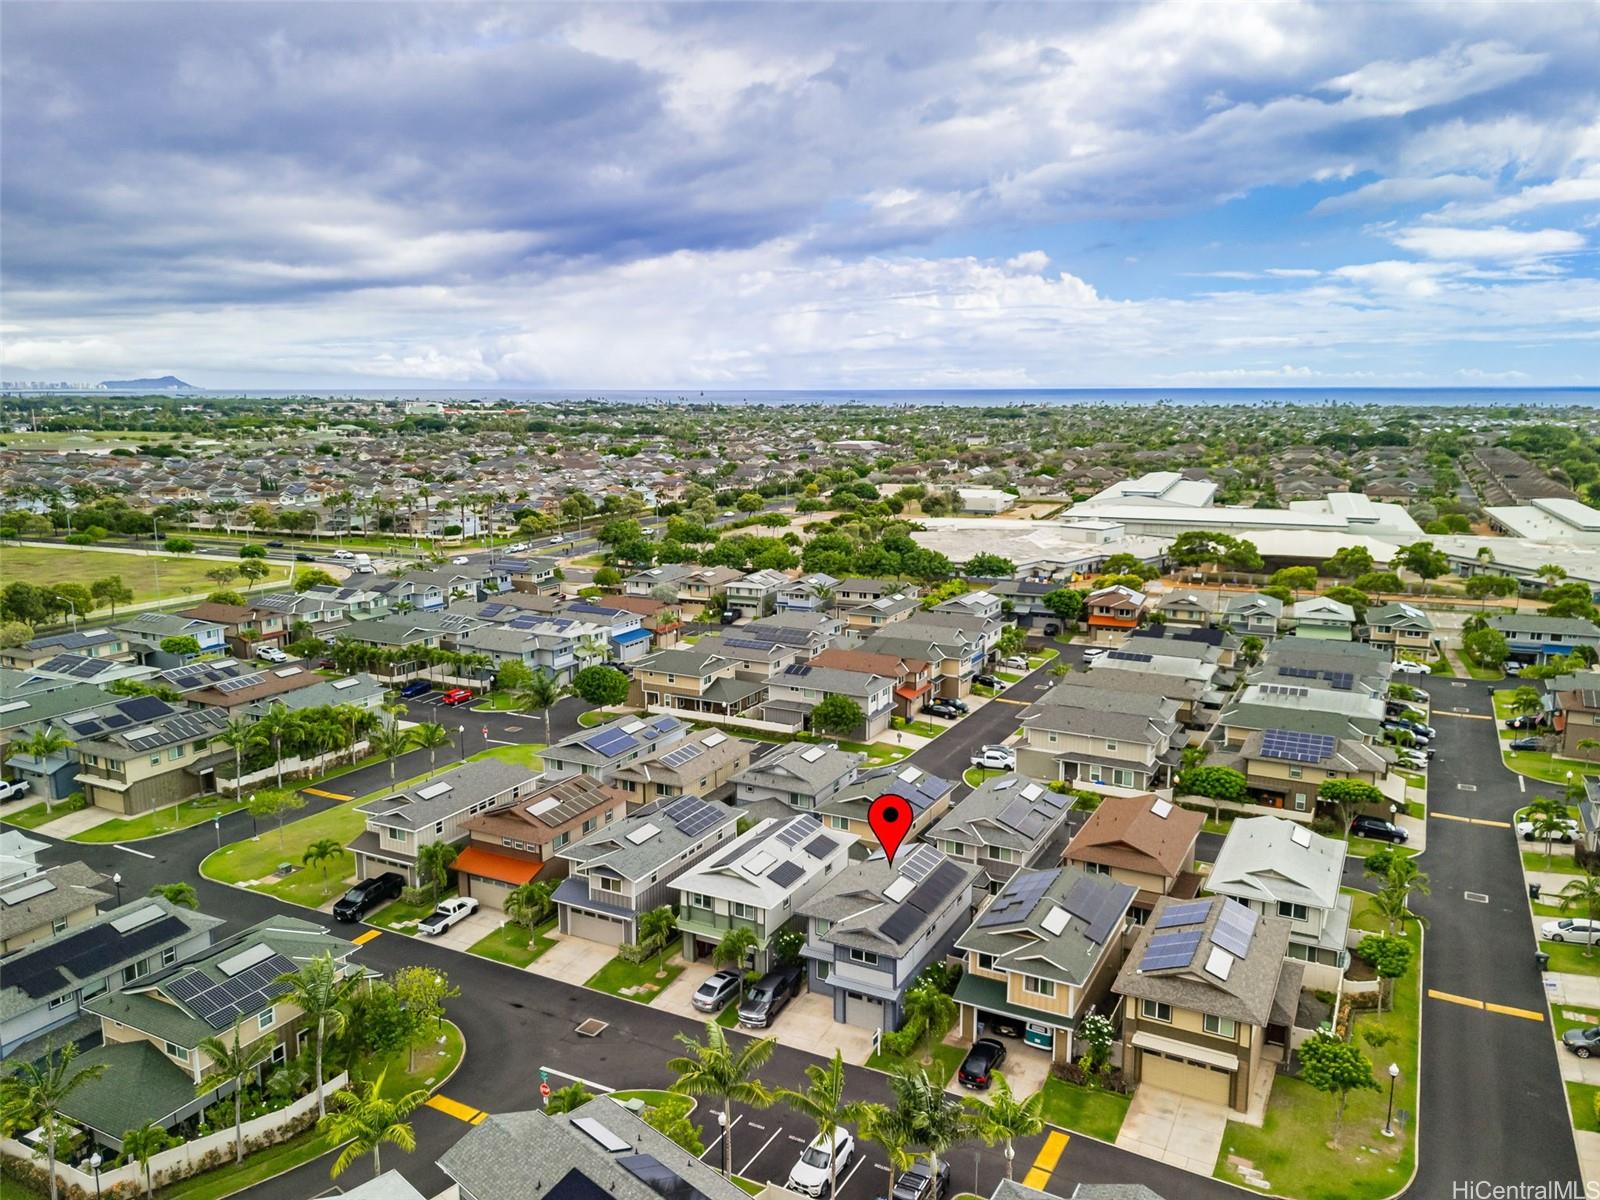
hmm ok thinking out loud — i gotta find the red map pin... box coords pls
[868,793,914,867]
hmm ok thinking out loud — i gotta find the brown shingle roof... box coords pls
[809,648,930,677]
[1064,793,1202,878]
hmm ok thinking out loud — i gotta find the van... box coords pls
[738,965,803,1028]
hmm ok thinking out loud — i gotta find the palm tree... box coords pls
[19,726,73,813]
[319,1070,428,1179]
[120,1120,177,1200]
[544,1082,594,1114]
[668,1021,776,1177]
[416,840,458,904]
[370,725,416,786]
[639,906,677,978]
[964,1075,1043,1180]
[858,1102,917,1196]
[1526,794,1572,867]
[504,879,554,930]
[886,1067,970,1188]
[1373,856,1431,934]
[148,881,199,908]
[518,671,563,745]
[900,984,958,1058]
[411,722,451,776]
[196,1019,276,1164]
[276,952,358,1118]
[303,838,346,877]
[0,1044,108,1200]
[712,926,758,972]
[775,1052,869,1199]
[1559,872,1600,958]
[254,702,300,789]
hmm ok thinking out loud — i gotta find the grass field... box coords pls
[866,1040,966,1087]
[586,954,684,1002]
[469,919,558,967]
[1568,1082,1600,1132]
[0,429,183,449]
[1038,1077,1130,1141]
[70,794,251,843]
[2,543,290,603]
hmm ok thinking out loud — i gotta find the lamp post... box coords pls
[213,814,222,849]
[112,873,122,906]
[249,793,259,840]
[458,725,467,763]
[88,1153,103,1200]
[1383,1062,1400,1136]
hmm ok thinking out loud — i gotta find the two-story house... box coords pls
[1156,592,1214,629]
[799,844,979,1030]
[1211,727,1396,823]
[560,601,655,663]
[454,775,629,910]
[1252,638,1394,699]
[924,775,1075,893]
[177,602,291,656]
[1218,683,1387,748]
[1221,593,1283,641]
[724,569,792,620]
[834,579,921,607]
[607,728,756,806]
[860,629,982,700]
[933,591,1005,621]
[1289,597,1357,642]
[954,867,1136,1065]
[1206,816,1351,989]
[540,713,689,781]
[695,631,808,680]
[808,648,936,721]
[629,648,767,719]
[1549,670,1600,763]
[1085,585,1147,643]
[1017,690,1184,793]
[63,696,232,814]
[0,628,132,671]
[349,759,543,886]
[623,564,698,599]
[1113,894,1300,1112]
[842,593,922,634]
[678,566,748,610]
[112,613,228,667]
[765,664,895,742]
[1363,602,1438,661]
[1488,614,1600,667]
[0,896,222,1059]
[821,763,957,846]
[1062,794,1203,920]
[775,573,841,614]
[732,741,864,815]
[671,812,852,971]
[556,795,740,947]
[0,861,109,956]
[69,919,358,1149]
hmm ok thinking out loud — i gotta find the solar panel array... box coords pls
[767,861,804,888]
[584,726,639,757]
[162,661,251,688]
[1106,650,1153,663]
[662,795,725,839]
[978,869,1055,928]
[216,673,269,693]
[1274,666,1354,691]
[1061,875,1128,945]
[659,743,705,769]
[802,833,836,859]
[896,844,943,882]
[1260,729,1336,764]
[35,655,119,679]
[68,695,175,738]
[1154,900,1211,929]
[880,859,969,943]
[7,914,189,999]
[1139,928,1202,972]
[777,814,823,847]
[782,664,812,678]
[1211,899,1259,958]
[170,952,297,1028]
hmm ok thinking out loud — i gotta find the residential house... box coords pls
[671,811,852,971]
[1085,585,1147,643]
[1210,727,1396,822]
[724,569,791,620]
[1206,816,1351,989]
[598,595,685,648]
[775,573,841,613]
[764,663,894,741]
[820,762,957,846]
[731,742,864,814]
[454,775,629,910]
[0,628,131,671]
[1113,894,1300,1112]
[924,775,1076,893]
[677,566,747,610]
[989,579,1062,629]
[1221,593,1283,641]
[0,896,222,1059]
[694,630,808,680]
[861,628,984,700]
[1219,683,1387,747]
[9,653,156,691]
[0,861,109,957]
[556,795,740,947]
[953,867,1136,1065]
[61,696,232,814]
[608,727,756,806]
[111,612,228,666]
[157,659,327,711]
[349,758,543,887]
[745,611,846,653]
[1017,689,1184,793]
[933,591,1005,621]
[799,844,980,1030]
[841,592,921,634]
[1289,597,1357,642]
[808,648,936,721]
[623,563,697,599]
[176,601,291,655]
[1488,614,1600,667]
[0,682,111,776]
[898,610,1006,658]
[834,578,921,607]
[68,919,357,1148]
[1363,602,1438,661]
[1251,638,1394,698]
[240,672,386,717]
[560,602,654,663]
[541,714,689,781]
[0,830,47,887]
[1062,794,1203,920]
[1156,592,1214,629]
[629,649,766,719]
[1548,670,1600,763]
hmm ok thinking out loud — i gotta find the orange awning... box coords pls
[895,684,929,700]
[452,845,543,886]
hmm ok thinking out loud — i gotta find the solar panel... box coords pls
[1211,900,1259,958]
[1326,672,1354,691]
[767,861,804,888]
[586,729,636,757]
[779,815,822,846]
[165,972,210,1003]
[897,845,942,882]
[879,904,924,944]
[122,696,170,721]
[1106,650,1153,663]
[907,860,967,915]
[660,743,705,768]
[1154,900,1211,929]
[1139,928,1202,972]
[1260,729,1336,764]
[1062,876,1127,944]
[1276,666,1317,679]
[2,877,57,905]
[998,797,1047,839]
[803,833,836,859]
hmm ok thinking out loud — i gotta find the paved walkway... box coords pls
[1115,1085,1229,1174]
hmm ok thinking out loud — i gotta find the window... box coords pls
[48,994,72,1011]
[81,977,107,1000]
[1203,1014,1238,1039]
[599,876,623,894]
[553,831,570,850]
[1022,975,1056,998]
[940,840,967,857]
[1140,999,1172,1023]
[830,816,850,830]
[657,784,679,798]
[168,746,184,761]
[988,846,1019,864]
[434,822,444,835]
[123,960,150,985]
[849,948,880,966]
[162,945,178,966]
[1105,740,1118,751]
[1293,792,1308,812]
[165,1042,189,1062]
[52,917,69,934]
[150,755,162,767]
[976,952,996,972]
[1084,861,1111,877]
[1277,901,1309,922]
[814,918,832,936]
[391,829,410,844]
[502,837,515,847]
[259,1008,276,1031]
[731,902,756,920]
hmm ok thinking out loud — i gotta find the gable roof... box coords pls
[798,845,978,955]
[356,758,541,829]
[561,795,738,880]
[1066,793,1203,878]
[956,867,1135,987]
[1206,816,1345,910]
[925,775,1075,855]
[670,812,848,906]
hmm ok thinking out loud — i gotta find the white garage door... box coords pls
[469,878,512,911]
[843,991,883,1030]
[1140,1049,1232,1106]
[568,909,627,946]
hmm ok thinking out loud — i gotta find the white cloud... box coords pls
[1431,164,1600,222]
[1389,225,1585,261]
[1312,173,1494,214]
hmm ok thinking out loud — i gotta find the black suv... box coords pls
[921,701,961,720]
[1350,815,1408,844]
[333,872,405,922]
[737,965,804,1028]
[889,1159,950,1200]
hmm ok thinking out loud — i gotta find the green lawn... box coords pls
[733,1177,763,1196]
[1524,851,1585,875]
[70,794,251,843]
[963,767,1008,788]
[1216,893,1419,1200]
[867,1040,967,1087]
[0,543,291,603]
[1552,1005,1600,1039]
[0,799,85,830]
[1539,939,1600,974]
[369,892,454,932]
[891,716,943,737]
[1464,661,1503,681]
[1038,1077,1130,1142]
[1503,748,1593,787]
[586,955,685,1002]
[469,919,558,967]
[360,1019,466,1096]
[158,1129,334,1200]
[1568,1082,1600,1133]
[205,800,367,886]
[995,670,1024,684]
[1028,648,1060,667]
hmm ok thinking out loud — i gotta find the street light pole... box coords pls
[214,815,222,849]
[89,1153,103,1200]
[1383,1062,1400,1136]
[458,725,467,763]
[112,873,122,906]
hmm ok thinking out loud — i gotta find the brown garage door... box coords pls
[1140,1049,1232,1106]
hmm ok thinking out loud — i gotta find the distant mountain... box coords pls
[98,375,197,391]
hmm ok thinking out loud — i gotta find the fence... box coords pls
[219,742,371,795]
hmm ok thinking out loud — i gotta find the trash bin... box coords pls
[1536,951,1551,972]
[1530,883,1542,901]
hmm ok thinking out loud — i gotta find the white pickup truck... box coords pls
[417,896,480,936]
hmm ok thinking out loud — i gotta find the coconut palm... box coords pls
[276,952,359,1118]
[148,881,199,908]
[775,1052,869,1199]
[303,838,346,878]
[1526,794,1574,867]
[886,1067,971,1190]
[504,879,554,930]
[370,725,416,786]
[963,1075,1044,1180]
[1559,872,1600,958]
[411,722,452,776]
[196,1019,276,1164]
[319,1070,428,1179]
[18,726,73,813]
[416,840,458,904]
[253,702,301,789]
[712,926,758,971]
[1373,856,1431,934]
[0,1043,108,1200]
[638,905,677,978]
[119,1120,177,1200]
[667,1021,776,1176]
[518,671,564,745]
[858,1102,917,1196]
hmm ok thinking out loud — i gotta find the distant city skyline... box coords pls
[4,2,1598,389]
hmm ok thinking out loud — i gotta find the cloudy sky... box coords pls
[4,2,1599,390]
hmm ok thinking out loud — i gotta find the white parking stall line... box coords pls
[114,844,156,859]
[701,1115,743,1160]
[741,1126,784,1176]
[747,1123,767,1131]
[787,1134,806,1143]
[1520,775,1527,793]
[837,1156,867,1195]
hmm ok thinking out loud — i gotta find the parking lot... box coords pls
[703,1107,890,1200]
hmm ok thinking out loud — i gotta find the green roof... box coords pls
[86,990,210,1047]
[56,1040,198,1138]
[953,971,1075,1032]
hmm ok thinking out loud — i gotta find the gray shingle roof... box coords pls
[797,847,978,954]
[732,741,863,792]
[956,867,1134,988]
[0,861,109,942]
[925,775,1074,856]
[561,796,738,880]
[1206,816,1346,910]
[357,759,542,829]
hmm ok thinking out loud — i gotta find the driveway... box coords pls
[526,933,618,984]
[424,909,503,953]
[765,992,877,1061]
[950,1037,1051,1100]
[1115,1085,1228,1174]
[655,960,723,1020]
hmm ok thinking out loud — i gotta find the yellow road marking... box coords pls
[988,697,1030,706]
[1034,1130,1070,1171]
[1431,812,1512,828]
[1432,812,1472,823]
[1486,1002,1545,1022]
[1021,1170,1051,1190]
[426,1094,485,1123]
[352,929,384,945]
[1471,817,1512,828]
[470,1111,489,1125]
[303,787,353,800]
[1428,989,1483,1010]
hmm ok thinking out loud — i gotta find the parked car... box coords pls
[889,1158,951,1200]
[970,746,1016,771]
[1350,815,1408,844]
[1392,660,1431,675]
[973,673,1002,689]
[1519,817,1581,842]
[1564,1027,1600,1058]
[1041,623,1060,636]
[399,679,432,699]
[507,542,530,553]
[1398,719,1436,739]
[601,660,635,676]
[738,965,803,1028]
[550,534,564,544]
[332,872,405,922]
[0,778,31,803]
[957,1038,1007,1089]
[451,555,470,565]
[440,688,475,706]
[787,1128,853,1198]
[1001,655,1029,670]
[418,896,480,936]
[1505,715,1545,731]
[1509,736,1545,751]
[295,552,317,562]
[331,549,355,561]
[1543,918,1600,945]
[921,701,961,720]
[691,969,744,1013]
[1505,662,1523,676]
[1396,753,1430,771]
[946,697,970,714]
[257,647,291,664]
